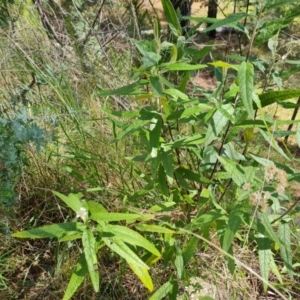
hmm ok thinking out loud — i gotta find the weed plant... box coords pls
[1,0,300,299]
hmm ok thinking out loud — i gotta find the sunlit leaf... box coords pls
[82,229,99,292]
[238,62,254,118]
[278,222,293,280]
[103,237,153,291]
[149,280,174,300]
[161,0,182,36]
[135,224,175,234]
[174,245,184,279]
[53,191,83,214]
[203,12,248,32]
[163,62,206,71]
[257,236,272,293]
[103,224,161,257]
[259,129,290,160]
[63,253,88,300]
[12,222,85,239]
[256,89,300,109]
[90,213,142,223]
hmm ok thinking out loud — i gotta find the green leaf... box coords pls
[103,237,153,291]
[12,222,85,239]
[141,52,162,68]
[114,119,149,142]
[104,224,161,257]
[149,76,163,96]
[222,206,243,252]
[163,62,206,71]
[256,89,300,109]
[205,104,234,146]
[209,61,236,69]
[182,236,199,266]
[175,167,214,185]
[87,200,108,215]
[59,232,82,242]
[97,81,147,96]
[217,156,245,186]
[158,164,169,196]
[238,62,254,118]
[149,280,174,300]
[161,0,182,36]
[53,191,83,214]
[161,149,174,184]
[259,129,290,161]
[167,105,211,120]
[135,224,175,234]
[90,213,142,223]
[63,253,88,300]
[257,236,272,293]
[132,39,156,56]
[203,12,248,32]
[297,123,300,148]
[186,209,224,230]
[164,88,189,101]
[82,229,99,292]
[167,134,205,148]
[258,212,281,245]
[149,116,162,155]
[278,222,293,280]
[264,0,300,11]
[269,254,283,284]
[174,244,184,279]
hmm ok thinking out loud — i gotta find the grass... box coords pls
[1,0,300,299]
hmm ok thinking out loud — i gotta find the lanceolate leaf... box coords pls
[163,62,206,71]
[149,280,174,300]
[103,237,153,291]
[203,12,248,32]
[186,209,224,230]
[205,104,234,146]
[87,200,108,215]
[103,224,161,257]
[63,253,88,300]
[82,229,99,292]
[278,222,293,280]
[12,222,85,239]
[161,0,182,36]
[217,156,245,186]
[90,212,142,223]
[259,129,290,161]
[297,123,300,148]
[256,89,300,109]
[149,76,163,96]
[53,191,83,214]
[161,149,174,184]
[264,0,300,11]
[174,245,184,279]
[258,212,281,245]
[238,61,254,118]
[222,206,243,252]
[97,81,147,96]
[182,236,199,266]
[257,236,272,293]
[135,224,175,234]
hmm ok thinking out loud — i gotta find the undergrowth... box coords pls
[1,0,300,299]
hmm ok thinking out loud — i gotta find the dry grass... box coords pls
[1,1,300,299]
